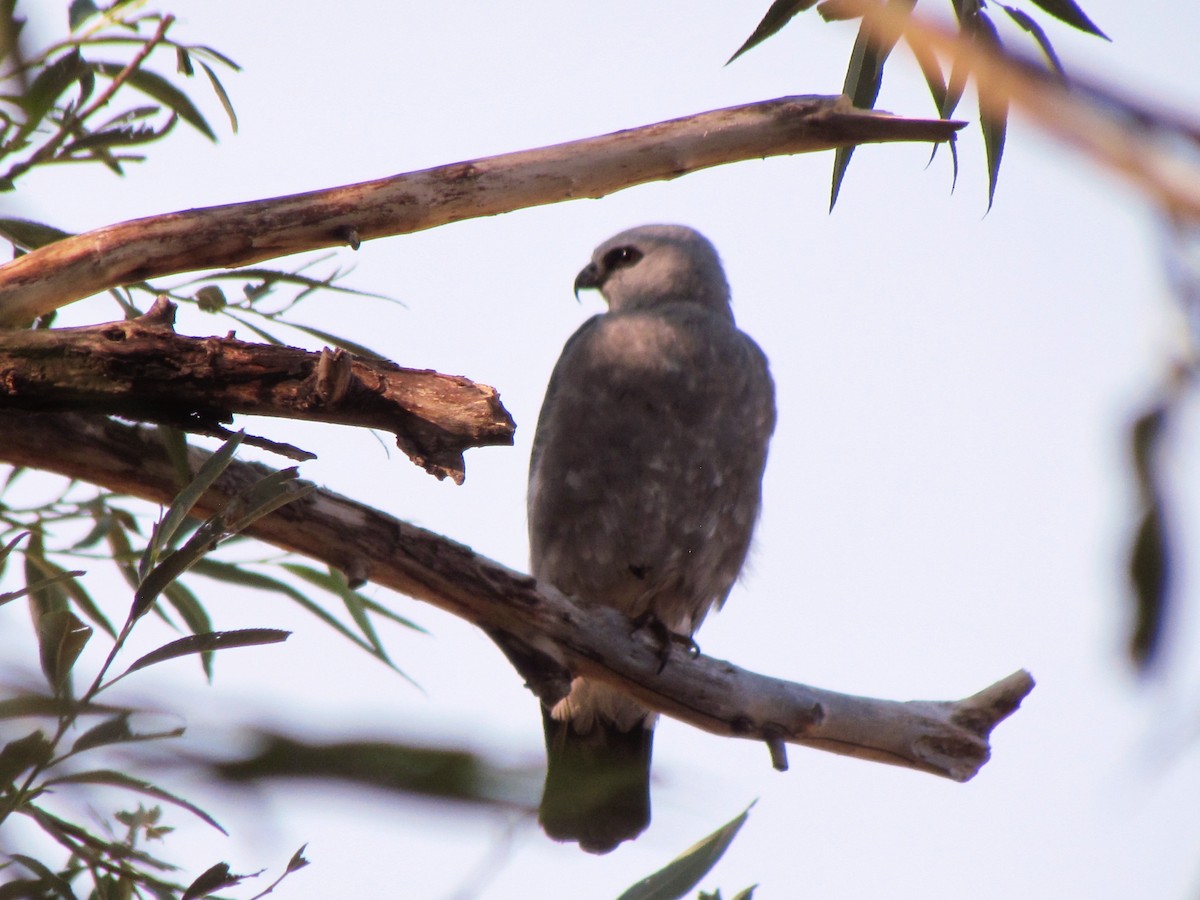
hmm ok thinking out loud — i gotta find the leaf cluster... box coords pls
[0,0,237,191]
[731,0,1107,207]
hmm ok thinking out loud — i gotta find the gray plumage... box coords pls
[528,225,775,853]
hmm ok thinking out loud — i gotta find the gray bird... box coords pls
[528,224,775,853]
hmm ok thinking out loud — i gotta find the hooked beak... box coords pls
[573,262,603,302]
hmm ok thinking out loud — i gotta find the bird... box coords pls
[527,224,775,853]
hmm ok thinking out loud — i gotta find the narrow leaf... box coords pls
[122,628,290,676]
[164,580,216,679]
[199,61,238,132]
[999,5,1065,76]
[728,0,818,64]
[618,804,754,900]
[18,50,86,140]
[36,609,92,693]
[969,10,1008,209]
[43,769,227,833]
[830,1,916,209]
[92,63,216,140]
[1027,0,1108,38]
[141,430,245,579]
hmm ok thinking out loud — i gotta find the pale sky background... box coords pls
[3,1,1200,897]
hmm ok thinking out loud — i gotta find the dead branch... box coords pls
[0,96,963,326]
[0,411,1032,781]
[0,299,514,482]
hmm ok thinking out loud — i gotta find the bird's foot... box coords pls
[629,612,700,673]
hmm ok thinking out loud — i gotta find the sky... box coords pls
[3,1,1200,897]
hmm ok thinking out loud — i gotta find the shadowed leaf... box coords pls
[214,736,529,807]
[1128,403,1171,670]
[1028,0,1107,38]
[92,63,216,140]
[999,5,1065,76]
[0,217,73,250]
[830,0,915,209]
[182,862,245,900]
[122,628,289,677]
[0,730,53,785]
[728,0,818,64]
[35,609,92,693]
[618,804,754,900]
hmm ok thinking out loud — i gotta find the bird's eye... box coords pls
[603,246,643,270]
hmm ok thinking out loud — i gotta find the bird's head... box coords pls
[574,224,732,315]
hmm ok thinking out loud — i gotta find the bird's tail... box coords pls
[539,708,653,854]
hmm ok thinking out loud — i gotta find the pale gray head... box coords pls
[573,224,732,315]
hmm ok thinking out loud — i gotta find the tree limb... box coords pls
[0,95,964,325]
[0,298,514,482]
[0,411,1032,781]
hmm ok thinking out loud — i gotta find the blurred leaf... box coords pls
[18,49,86,141]
[23,533,69,619]
[285,844,310,873]
[214,736,523,806]
[36,609,92,694]
[1128,404,1171,669]
[68,0,100,31]
[0,730,53,785]
[728,0,818,64]
[5,854,76,898]
[194,284,226,312]
[44,769,227,833]
[0,217,73,250]
[199,61,237,132]
[1027,0,1107,38]
[999,5,1065,76]
[122,628,289,677]
[618,804,754,900]
[92,62,216,140]
[830,0,915,209]
[183,863,243,900]
[26,553,114,638]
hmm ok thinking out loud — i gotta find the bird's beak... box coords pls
[573,262,603,302]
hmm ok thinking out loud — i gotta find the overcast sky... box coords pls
[4,1,1200,897]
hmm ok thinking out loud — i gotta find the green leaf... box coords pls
[163,580,215,679]
[999,5,1065,76]
[1027,0,1107,39]
[189,558,385,657]
[0,217,74,250]
[200,60,238,133]
[829,1,916,209]
[141,430,245,580]
[92,62,216,141]
[43,769,227,833]
[18,50,87,140]
[727,0,818,64]
[121,628,290,676]
[618,804,754,900]
[35,609,92,693]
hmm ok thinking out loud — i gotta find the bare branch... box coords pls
[0,96,964,325]
[0,299,514,482]
[0,412,1032,781]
